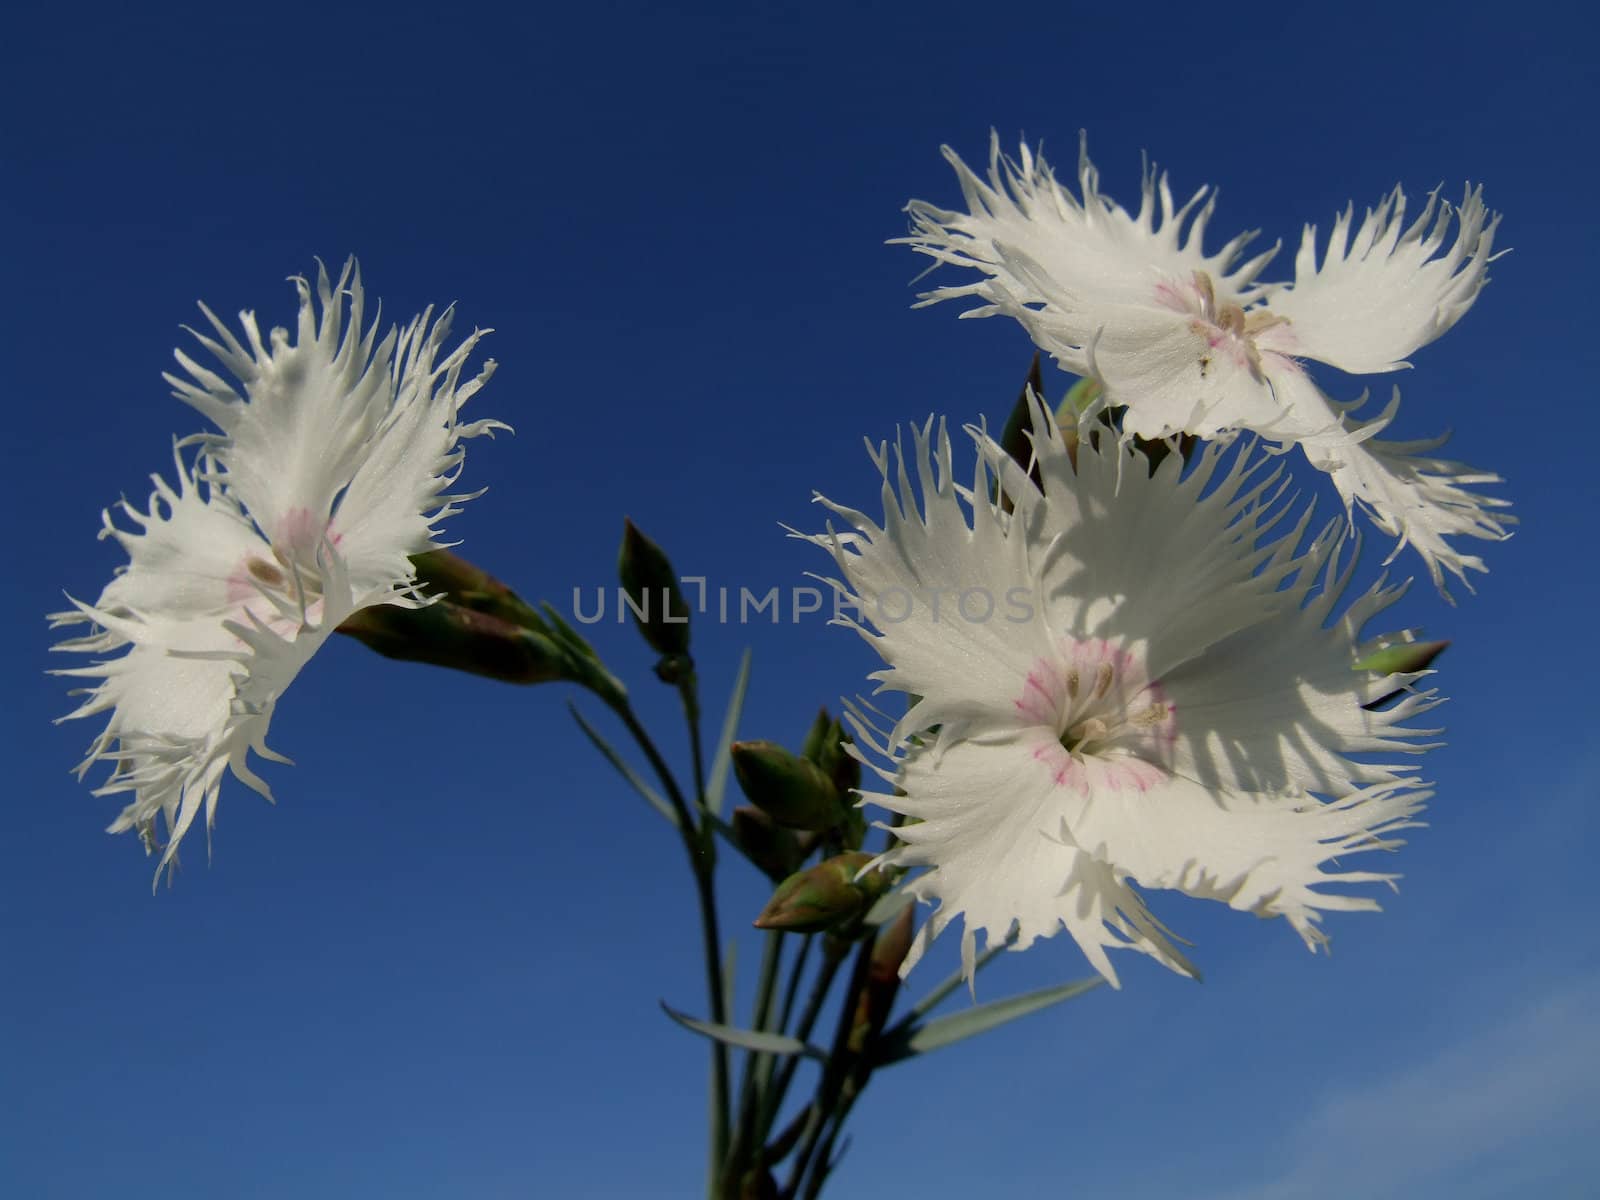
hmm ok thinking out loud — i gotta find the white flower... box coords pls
[900,133,1513,596]
[799,402,1439,987]
[52,260,504,880]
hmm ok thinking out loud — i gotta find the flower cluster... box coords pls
[52,261,502,879]
[900,133,1512,595]
[803,403,1440,986]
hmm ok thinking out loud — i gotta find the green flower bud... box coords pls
[800,706,834,763]
[848,902,916,1054]
[731,740,845,832]
[618,518,691,657]
[753,852,890,933]
[1354,639,1449,676]
[408,548,545,630]
[338,601,566,685]
[995,354,1046,513]
[1357,639,1449,711]
[814,717,861,799]
[731,805,805,881]
[1055,374,1104,421]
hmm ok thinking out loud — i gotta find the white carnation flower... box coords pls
[800,402,1439,986]
[901,134,1512,595]
[52,260,504,880]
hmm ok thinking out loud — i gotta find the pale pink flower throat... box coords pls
[1016,637,1176,794]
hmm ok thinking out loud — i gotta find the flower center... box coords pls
[1153,271,1288,381]
[227,508,334,631]
[1016,638,1177,794]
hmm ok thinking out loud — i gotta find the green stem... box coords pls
[759,936,847,1148]
[609,698,730,1193]
[775,934,815,1036]
[678,677,708,824]
[725,929,786,1192]
[799,1085,862,1200]
[783,937,876,1198]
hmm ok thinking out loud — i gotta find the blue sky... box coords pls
[4,2,1597,1197]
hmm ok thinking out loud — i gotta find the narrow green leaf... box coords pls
[661,1002,826,1060]
[703,648,752,817]
[874,977,1103,1066]
[899,928,1018,1026]
[568,703,679,828]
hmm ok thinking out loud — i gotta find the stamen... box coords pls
[1092,663,1114,700]
[246,558,286,587]
[1131,702,1169,727]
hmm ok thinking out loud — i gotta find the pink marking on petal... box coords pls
[274,506,330,560]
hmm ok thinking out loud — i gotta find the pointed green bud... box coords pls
[800,706,834,764]
[1358,639,1449,711]
[994,354,1047,513]
[814,717,860,798]
[408,549,546,630]
[1055,374,1103,420]
[653,651,694,686]
[999,353,1046,472]
[848,901,916,1054]
[337,601,566,685]
[731,805,805,882]
[618,518,691,657]
[753,852,891,933]
[1354,638,1449,676]
[811,718,865,848]
[731,740,845,832]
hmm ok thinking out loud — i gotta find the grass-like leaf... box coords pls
[569,703,679,828]
[703,648,752,817]
[874,977,1103,1066]
[661,1001,826,1060]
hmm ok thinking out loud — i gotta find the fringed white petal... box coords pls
[327,300,504,594]
[72,442,265,630]
[898,133,1275,377]
[1295,387,1514,598]
[1076,301,1291,439]
[165,257,504,598]
[879,733,1198,989]
[52,450,361,880]
[991,392,1303,681]
[798,418,1056,746]
[1160,530,1442,796]
[1062,772,1429,954]
[1267,185,1501,374]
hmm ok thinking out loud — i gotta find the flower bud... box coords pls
[731,740,845,832]
[848,901,916,1054]
[1358,639,1449,711]
[814,717,861,799]
[1055,374,1104,421]
[753,852,890,932]
[800,706,834,763]
[1355,639,1449,676]
[617,518,691,657]
[408,548,545,630]
[996,354,1046,512]
[338,601,565,684]
[731,805,805,881]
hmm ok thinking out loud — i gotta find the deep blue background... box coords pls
[5,3,1596,1197]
